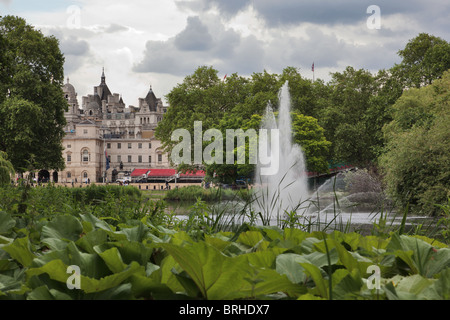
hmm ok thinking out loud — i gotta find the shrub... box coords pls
[380,71,450,216]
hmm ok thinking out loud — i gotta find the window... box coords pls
[107,143,111,149]
[128,155,132,163]
[82,150,89,162]
[108,155,111,163]
[138,155,142,163]
[83,172,88,178]
[158,154,162,163]
[128,143,132,149]
[149,143,152,149]
[67,154,72,162]
[118,143,121,149]
[149,155,152,163]
[117,155,121,163]
[83,129,88,134]
[67,172,72,178]
[138,143,142,149]
[67,145,71,149]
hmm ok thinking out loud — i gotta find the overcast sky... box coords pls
[1,0,449,106]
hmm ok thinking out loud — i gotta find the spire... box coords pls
[67,77,70,84]
[101,67,106,84]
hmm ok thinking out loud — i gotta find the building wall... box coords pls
[58,75,172,183]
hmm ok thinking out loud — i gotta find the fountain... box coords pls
[253,82,310,223]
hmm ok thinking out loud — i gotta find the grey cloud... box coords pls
[48,28,91,75]
[104,23,129,33]
[176,0,449,30]
[134,15,264,76]
[60,35,90,56]
[174,16,213,51]
[175,0,251,18]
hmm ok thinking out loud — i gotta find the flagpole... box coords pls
[312,62,315,83]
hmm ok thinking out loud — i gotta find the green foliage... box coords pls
[380,71,450,216]
[164,185,239,202]
[0,16,67,172]
[394,33,450,88]
[0,206,449,300]
[156,66,331,182]
[0,151,14,186]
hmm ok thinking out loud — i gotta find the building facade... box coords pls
[58,70,171,183]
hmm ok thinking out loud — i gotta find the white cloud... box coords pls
[2,0,449,106]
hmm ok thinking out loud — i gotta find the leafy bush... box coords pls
[164,185,243,202]
[380,70,450,216]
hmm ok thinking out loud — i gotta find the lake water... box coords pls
[165,198,435,233]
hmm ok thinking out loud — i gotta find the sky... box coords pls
[1,0,449,106]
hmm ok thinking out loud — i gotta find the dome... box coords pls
[63,78,76,95]
[88,101,100,109]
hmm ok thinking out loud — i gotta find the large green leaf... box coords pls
[0,212,15,235]
[41,215,83,243]
[2,236,36,267]
[331,269,364,300]
[276,253,309,284]
[95,247,127,273]
[80,213,114,232]
[26,259,145,294]
[299,262,329,299]
[95,240,153,266]
[160,241,251,300]
[385,274,435,300]
[129,274,175,299]
[27,285,72,300]
[387,233,449,277]
[237,231,264,248]
[419,268,450,299]
[75,229,108,254]
[115,222,149,242]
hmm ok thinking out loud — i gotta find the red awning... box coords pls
[179,170,206,177]
[131,169,151,177]
[147,169,177,177]
[131,169,206,178]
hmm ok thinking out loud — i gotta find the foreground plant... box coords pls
[0,209,449,300]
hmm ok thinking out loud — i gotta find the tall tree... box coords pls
[0,16,67,172]
[393,33,450,88]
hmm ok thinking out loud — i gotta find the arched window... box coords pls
[82,149,89,162]
[83,172,88,179]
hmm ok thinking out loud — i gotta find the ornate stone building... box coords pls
[58,70,170,183]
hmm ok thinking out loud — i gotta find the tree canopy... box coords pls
[380,70,450,215]
[156,66,332,183]
[0,15,67,173]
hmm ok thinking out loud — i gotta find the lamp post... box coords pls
[101,126,110,184]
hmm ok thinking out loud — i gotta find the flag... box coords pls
[312,62,314,72]
[105,148,110,170]
[223,74,227,80]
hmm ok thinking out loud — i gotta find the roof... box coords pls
[130,169,151,177]
[147,169,176,177]
[145,87,158,112]
[130,169,206,178]
[179,170,205,177]
[78,119,96,126]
